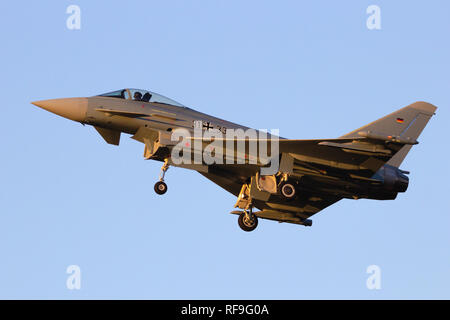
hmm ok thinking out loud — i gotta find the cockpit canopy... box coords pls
[97,88,185,107]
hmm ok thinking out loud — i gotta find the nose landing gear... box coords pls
[154,159,170,195]
[154,181,168,195]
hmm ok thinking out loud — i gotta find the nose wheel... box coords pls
[154,181,168,195]
[154,159,170,195]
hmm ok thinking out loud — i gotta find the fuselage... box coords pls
[32,88,409,202]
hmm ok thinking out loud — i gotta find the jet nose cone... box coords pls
[32,98,88,122]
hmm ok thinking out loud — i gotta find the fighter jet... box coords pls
[32,88,437,231]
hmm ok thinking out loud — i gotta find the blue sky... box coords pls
[0,0,449,299]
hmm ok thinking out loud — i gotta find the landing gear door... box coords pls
[279,153,294,174]
[131,127,161,159]
[256,173,277,194]
[249,176,271,201]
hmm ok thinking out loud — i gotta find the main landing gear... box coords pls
[234,184,258,232]
[238,207,258,232]
[154,159,170,195]
[233,174,298,231]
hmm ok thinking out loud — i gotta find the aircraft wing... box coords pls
[194,135,402,226]
[194,133,419,225]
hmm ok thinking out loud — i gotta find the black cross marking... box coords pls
[203,121,213,130]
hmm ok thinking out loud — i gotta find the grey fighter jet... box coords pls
[32,88,437,232]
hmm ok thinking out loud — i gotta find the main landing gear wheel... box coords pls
[280,181,296,200]
[154,181,168,195]
[238,212,258,232]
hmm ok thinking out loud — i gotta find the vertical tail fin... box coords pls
[340,101,437,167]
